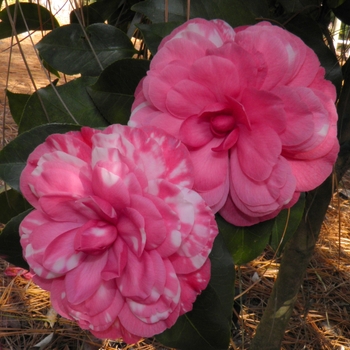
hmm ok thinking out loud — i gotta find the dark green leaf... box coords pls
[217,215,274,265]
[0,189,32,225]
[41,58,61,78]
[0,124,81,191]
[270,194,306,255]
[0,209,31,269]
[327,0,347,7]
[0,3,59,39]
[283,14,342,95]
[338,58,350,144]
[70,0,125,25]
[243,0,270,17]
[277,0,304,11]
[36,23,135,76]
[332,0,350,24]
[156,233,234,350]
[18,77,108,133]
[88,59,149,124]
[136,22,182,55]
[132,0,256,27]
[6,90,30,126]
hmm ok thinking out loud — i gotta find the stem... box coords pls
[250,175,333,350]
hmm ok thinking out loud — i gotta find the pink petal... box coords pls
[142,126,194,188]
[27,156,92,199]
[179,114,213,148]
[101,237,128,280]
[240,88,286,133]
[171,188,218,274]
[117,250,163,302]
[43,229,86,276]
[74,220,117,254]
[38,195,100,223]
[288,141,339,191]
[228,149,296,220]
[130,194,166,250]
[179,259,211,312]
[64,252,109,304]
[117,207,146,257]
[189,54,242,99]
[237,125,281,182]
[92,162,131,211]
[166,80,216,118]
[20,210,81,278]
[143,61,189,112]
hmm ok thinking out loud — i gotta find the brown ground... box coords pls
[1,31,350,350]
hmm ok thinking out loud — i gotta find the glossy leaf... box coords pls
[270,194,306,255]
[327,0,347,7]
[0,209,31,269]
[18,77,108,133]
[132,0,256,27]
[0,189,32,225]
[331,0,350,23]
[283,14,342,95]
[36,23,135,76]
[156,233,234,350]
[88,58,149,124]
[136,22,182,55]
[243,0,270,17]
[0,3,59,39]
[338,58,350,144]
[0,124,81,191]
[218,215,274,265]
[70,0,125,25]
[6,90,30,126]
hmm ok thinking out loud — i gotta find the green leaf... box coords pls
[0,3,59,39]
[136,22,182,55]
[0,189,32,225]
[332,0,350,24]
[156,233,234,350]
[36,23,136,76]
[338,58,350,144]
[283,14,343,95]
[132,0,256,27]
[88,59,149,124]
[0,124,81,191]
[41,58,61,78]
[243,0,270,17]
[6,90,30,126]
[218,215,274,265]
[327,0,347,7]
[270,194,306,255]
[70,0,125,25]
[18,77,108,133]
[0,209,31,269]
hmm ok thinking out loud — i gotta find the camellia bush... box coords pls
[0,0,350,349]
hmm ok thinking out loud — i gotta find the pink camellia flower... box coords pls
[129,19,339,226]
[19,124,218,343]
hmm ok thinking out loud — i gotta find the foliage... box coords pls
[0,0,348,349]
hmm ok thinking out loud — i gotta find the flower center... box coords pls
[206,99,250,152]
[210,114,236,136]
[74,219,117,255]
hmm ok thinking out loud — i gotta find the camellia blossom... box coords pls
[19,125,218,343]
[129,19,339,226]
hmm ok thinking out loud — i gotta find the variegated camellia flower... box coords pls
[129,19,339,226]
[19,124,218,343]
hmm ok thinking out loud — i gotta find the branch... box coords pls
[250,175,334,350]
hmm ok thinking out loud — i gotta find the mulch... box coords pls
[1,31,350,350]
